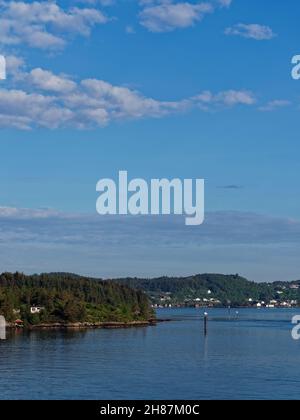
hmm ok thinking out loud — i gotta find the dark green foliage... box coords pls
[114,274,300,306]
[0,272,153,324]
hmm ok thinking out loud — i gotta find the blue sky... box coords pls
[0,0,300,281]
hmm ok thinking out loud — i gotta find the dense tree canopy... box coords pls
[0,272,152,325]
[114,274,300,306]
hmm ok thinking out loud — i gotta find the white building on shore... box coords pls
[30,306,45,314]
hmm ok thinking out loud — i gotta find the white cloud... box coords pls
[77,0,114,5]
[225,23,276,40]
[0,86,77,129]
[0,1,109,50]
[27,68,77,93]
[0,206,63,219]
[193,89,256,109]
[138,0,233,32]
[214,90,255,106]
[0,62,256,129]
[5,54,25,75]
[259,100,291,112]
[139,2,214,32]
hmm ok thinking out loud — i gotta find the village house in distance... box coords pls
[123,274,300,309]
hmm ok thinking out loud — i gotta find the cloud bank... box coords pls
[0,60,256,129]
[0,206,299,280]
[0,0,108,50]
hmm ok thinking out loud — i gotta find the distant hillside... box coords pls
[113,274,300,307]
[0,272,153,326]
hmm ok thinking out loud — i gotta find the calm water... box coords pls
[1,308,300,400]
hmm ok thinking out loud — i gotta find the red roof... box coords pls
[15,319,23,323]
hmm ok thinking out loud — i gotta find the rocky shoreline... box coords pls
[6,319,157,330]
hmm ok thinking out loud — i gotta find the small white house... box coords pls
[30,306,44,314]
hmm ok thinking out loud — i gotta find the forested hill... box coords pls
[113,274,300,307]
[0,272,153,325]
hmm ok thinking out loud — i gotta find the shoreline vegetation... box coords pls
[2,271,300,330]
[0,272,154,329]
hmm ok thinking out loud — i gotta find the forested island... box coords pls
[0,272,154,328]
